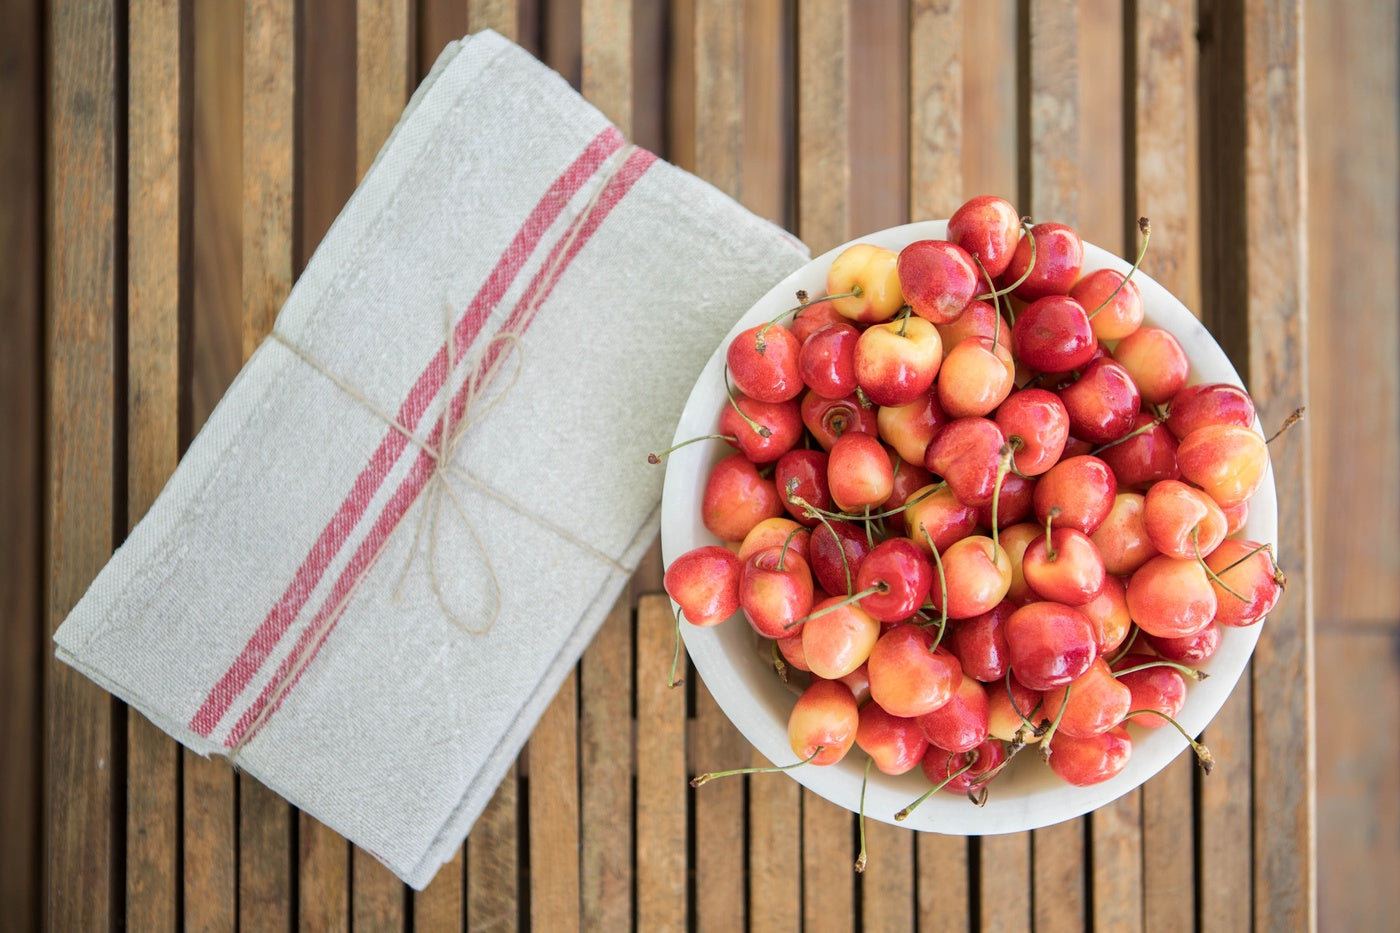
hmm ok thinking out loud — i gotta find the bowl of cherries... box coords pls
[656,196,1284,854]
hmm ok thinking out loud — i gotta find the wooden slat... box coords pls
[909,0,962,220]
[125,1,188,929]
[917,833,970,932]
[1241,2,1313,929]
[466,766,519,931]
[848,0,908,235]
[1090,793,1143,932]
[749,762,801,931]
[0,0,44,925]
[1026,0,1079,225]
[961,0,1018,203]
[356,0,412,181]
[1032,820,1085,931]
[694,0,742,199]
[738,0,788,226]
[1132,4,1199,929]
[351,845,406,931]
[580,596,634,930]
[796,0,850,255]
[418,0,468,82]
[978,833,1031,930]
[690,685,748,931]
[581,0,632,132]
[1199,687,1252,932]
[469,0,519,39]
[1075,0,1124,250]
[527,673,581,931]
[299,814,349,931]
[412,846,463,931]
[543,0,583,89]
[861,820,916,930]
[802,792,854,933]
[185,3,242,927]
[636,595,688,932]
[46,2,119,929]
[240,2,297,927]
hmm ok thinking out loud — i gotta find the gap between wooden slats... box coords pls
[46,1,121,929]
[0,0,45,925]
[126,1,191,930]
[239,1,299,928]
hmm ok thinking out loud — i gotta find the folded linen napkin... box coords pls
[55,30,807,889]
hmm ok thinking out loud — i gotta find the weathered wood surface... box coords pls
[18,0,1398,929]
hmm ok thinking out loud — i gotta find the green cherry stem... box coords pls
[1089,415,1166,457]
[1086,217,1151,321]
[972,252,1008,338]
[784,582,888,631]
[786,483,942,525]
[723,363,771,438]
[1044,506,1062,561]
[648,433,737,464]
[989,445,1014,567]
[974,217,1037,301]
[1113,659,1209,682]
[755,286,863,348]
[787,480,855,595]
[690,747,825,787]
[855,757,873,873]
[668,606,686,688]
[776,524,804,572]
[770,639,789,683]
[918,524,950,651]
[1192,527,1247,601]
[1125,709,1215,773]
[895,752,979,821]
[1038,683,1073,760]
[1106,627,1141,667]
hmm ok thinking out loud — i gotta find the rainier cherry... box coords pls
[897,239,980,324]
[1045,724,1132,786]
[828,431,895,512]
[1001,222,1084,301]
[947,195,1021,278]
[739,545,815,639]
[1113,326,1189,406]
[1004,601,1098,690]
[1176,423,1269,510]
[917,672,991,753]
[1125,555,1217,639]
[1203,539,1282,626]
[702,453,783,542]
[826,244,905,323]
[727,323,803,402]
[856,703,930,776]
[798,322,861,399]
[1011,296,1097,373]
[802,597,881,679]
[1071,268,1143,341]
[788,678,860,765]
[854,315,943,407]
[867,624,962,718]
[664,546,743,627]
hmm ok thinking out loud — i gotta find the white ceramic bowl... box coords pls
[660,220,1277,835]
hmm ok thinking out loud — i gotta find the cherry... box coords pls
[1021,527,1107,606]
[788,678,860,766]
[917,738,1008,799]
[727,323,804,402]
[801,389,879,450]
[738,517,811,563]
[856,703,930,776]
[997,522,1043,605]
[1124,555,1217,639]
[924,416,1007,508]
[664,545,743,627]
[1166,382,1257,440]
[802,596,881,679]
[807,519,874,596]
[946,600,1014,682]
[854,315,944,407]
[877,388,949,466]
[789,298,846,344]
[702,452,783,541]
[1145,621,1222,665]
[897,238,981,324]
[935,299,1012,360]
[1113,326,1189,406]
[718,391,803,463]
[947,195,1022,278]
[1004,601,1098,691]
[739,544,815,638]
[1011,295,1097,373]
[916,671,991,753]
[1112,653,1186,729]
[1071,268,1143,341]
[994,388,1070,476]
[798,321,862,399]
[974,469,1036,531]
[1042,657,1132,738]
[1097,412,1179,490]
[1045,724,1132,786]
[1001,222,1083,301]
[827,431,895,512]
[1032,455,1117,535]
[904,483,980,553]
[988,677,1045,742]
[1058,358,1141,445]
[1089,492,1159,575]
[938,336,1016,418]
[775,448,833,527]
[826,243,905,323]
[1176,423,1269,510]
[855,537,933,622]
[1077,573,1132,657]
[1143,478,1227,561]
[1203,539,1283,626]
[867,624,963,717]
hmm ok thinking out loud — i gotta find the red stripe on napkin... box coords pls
[189,128,625,739]
[222,147,657,750]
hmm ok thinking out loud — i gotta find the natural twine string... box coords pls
[229,144,637,759]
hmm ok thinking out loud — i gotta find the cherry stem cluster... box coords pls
[1086,217,1151,320]
[895,752,979,821]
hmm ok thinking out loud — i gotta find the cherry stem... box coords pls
[1086,216,1151,320]
[974,217,1037,300]
[1006,669,1047,733]
[1038,683,1073,761]
[776,524,804,572]
[648,433,737,464]
[770,640,789,683]
[1113,658,1209,682]
[784,582,887,630]
[895,752,978,821]
[668,606,686,688]
[787,483,942,524]
[1088,415,1166,457]
[854,757,872,873]
[972,252,1007,341]
[690,746,825,787]
[969,738,1029,791]
[1215,541,1278,581]
[788,481,855,594]
[1265,406,1305,444]
[990,445,1013,566]
[919,524,950,650]
[895,305,913,337]
[723,364,771,438]
[1125,708,1215,773]
[1192,527,1247,601]
[1003,435,1032,478]
[1044,507,1062,561]
[1106,626,1141,667]
[755,286,863,347]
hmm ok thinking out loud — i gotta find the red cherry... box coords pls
[855,537,933,622]
[1004,601,1098,691]
[897,239,980,324]
[856,703,931,776]
[1045,724,1132,786]
[800,390,879,450]
[727,323,804,402]
[868,624,963,718]
[717,392,803,463]
[1011,295,1097,373]
[775,448,832,527]
[798,322,861,399]
[808,520,874,596]
[663,545,743,627]
[702,453,783,542]
[1001,222,1084,301]
[1058,358,1141,445]
[947,195,1021,278]
[788,678,860,766]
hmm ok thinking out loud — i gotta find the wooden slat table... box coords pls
[4,0,1330,929]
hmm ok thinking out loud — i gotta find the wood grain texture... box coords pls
[412,845,462,932]
[0,0,44,924]
[1026,0,1079,226]
[46,2,119,929]
[978,832,1031,930]
[961,0,1017,203]
[1241,1,1314,928]
[1074,0,1122,250]
[916,833,970,932]
[1140,759,1194,933]
[581,0,632,133]
[796,0,849,253]
[1198,687,1252,933]
[860,821,915,931]
[356,0,412,180]
[1031,819,1085,932]
[848,0,908,236]
[636,595,688,933]
[748,758,801,932]
[418,0,468,81]
[239,3,297,927]
[693,0,742,200]
[665,0,697,173]
[466,766,519,932]
[1090,792,1143,933]
[354,847,407,932]
[739,0,788,226]
[298,814,349,931]
[802,792,854,933]
[183,755,237,930]
[580,596,634,931]
[909,0,962,220]
[527,672,581,932]
[691,684,747,932]
[469,0,520,39]
[125,1,189,928]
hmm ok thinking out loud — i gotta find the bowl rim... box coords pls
[660,219,1278,835]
